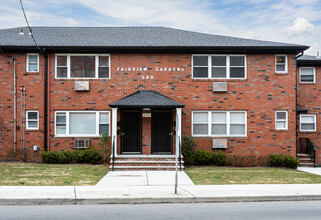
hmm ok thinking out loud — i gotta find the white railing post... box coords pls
[112,108,118,157]
[175,108,182,194]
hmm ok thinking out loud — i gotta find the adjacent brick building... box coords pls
[297,55,321,165]
[0,26,318,168]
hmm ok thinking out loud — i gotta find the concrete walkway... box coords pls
[2,183,321,205]
[2,170,321,205]
[96,171,195,186]
[297,167,321,176]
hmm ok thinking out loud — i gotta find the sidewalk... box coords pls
[1,170,321,205]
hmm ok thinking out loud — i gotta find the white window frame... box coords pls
[26,53,39,72]
[192,54,247,79]
[275,55,288,74]
[300,114,316,132]
[300,67,316,83]
[26,110,39,130]
[55,54,111,79]
[275,111,288,130]
[54,111,110,137]
[192,111,247,137]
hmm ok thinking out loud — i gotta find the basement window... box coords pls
[300,67,316,83]
[26,54,39,72]
[55,54,110,79]
[26,110,39,130]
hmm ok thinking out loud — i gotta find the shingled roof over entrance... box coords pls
[109,90,184,108]
[0,27,309,53]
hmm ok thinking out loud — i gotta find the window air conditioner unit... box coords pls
[212,82,227,92]
[75,139,90,149]
[74,81,89,91]
[213,139,227,149]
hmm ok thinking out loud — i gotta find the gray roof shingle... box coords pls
[0,26,308,50]
[297,55,321,61]
[109,90,184,108]
[297,55,321,66]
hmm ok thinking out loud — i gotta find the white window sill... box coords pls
[54,135,101,138]
[55,78,111,80]
[192,135,247,138]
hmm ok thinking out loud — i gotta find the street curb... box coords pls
[1,195,321,205]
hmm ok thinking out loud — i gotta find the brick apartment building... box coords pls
[0,26,318,169]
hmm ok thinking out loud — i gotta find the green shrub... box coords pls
[99,133,111,163]
[257,156,269,167]
[284,155,300,169]
[41,151,72,164]
[268,154,300,169]
[268,154,285,167]
[226,155,247,167]
[182,136,195,165]
[195,150,211,165]
[73,148,102,164]
[211,150,226,166]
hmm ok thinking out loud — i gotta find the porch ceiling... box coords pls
[109,90,185,108]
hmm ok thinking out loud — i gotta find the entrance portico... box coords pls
[110,90,184,158]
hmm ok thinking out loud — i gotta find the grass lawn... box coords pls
[0,162,109,186]
[185,166,321,185]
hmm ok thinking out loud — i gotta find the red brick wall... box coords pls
[0,53,297,162]
[0,53,45,161]
[297,65,321,165]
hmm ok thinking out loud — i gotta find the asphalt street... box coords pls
[1,201,321,220]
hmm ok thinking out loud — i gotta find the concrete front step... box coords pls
[297,154,314,167]
[299,163,314,167]
[110,163,180,167]
[110,155,185,171]
[109,166,185,171]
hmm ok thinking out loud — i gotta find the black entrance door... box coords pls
[122,111,141,153]
[152,111,172,154]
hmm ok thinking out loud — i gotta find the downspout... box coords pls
[295,51,304,155]
[43,51,48,151]
[13,58,17,155]
[46,54,50,151]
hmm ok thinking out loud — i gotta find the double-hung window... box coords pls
[300,114,316,132]
[55,111,110,136]
[300,67,316,83]
[275,111,288,130]
[56,54,110,79]
[192,55,246,79]
[27,54,39,72]
[26,110,39,129]
[192,111,246,137]
[275,55,287,73]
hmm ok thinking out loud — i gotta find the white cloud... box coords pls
[286,17,316,36]
[0,0,320,54]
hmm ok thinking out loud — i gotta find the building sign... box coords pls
[116,67,185,72]
[142,113,151,117]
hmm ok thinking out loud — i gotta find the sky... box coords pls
[0,0,320,55]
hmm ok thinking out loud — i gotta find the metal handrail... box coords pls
[307,138,316,167]
[112,135,115,171]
